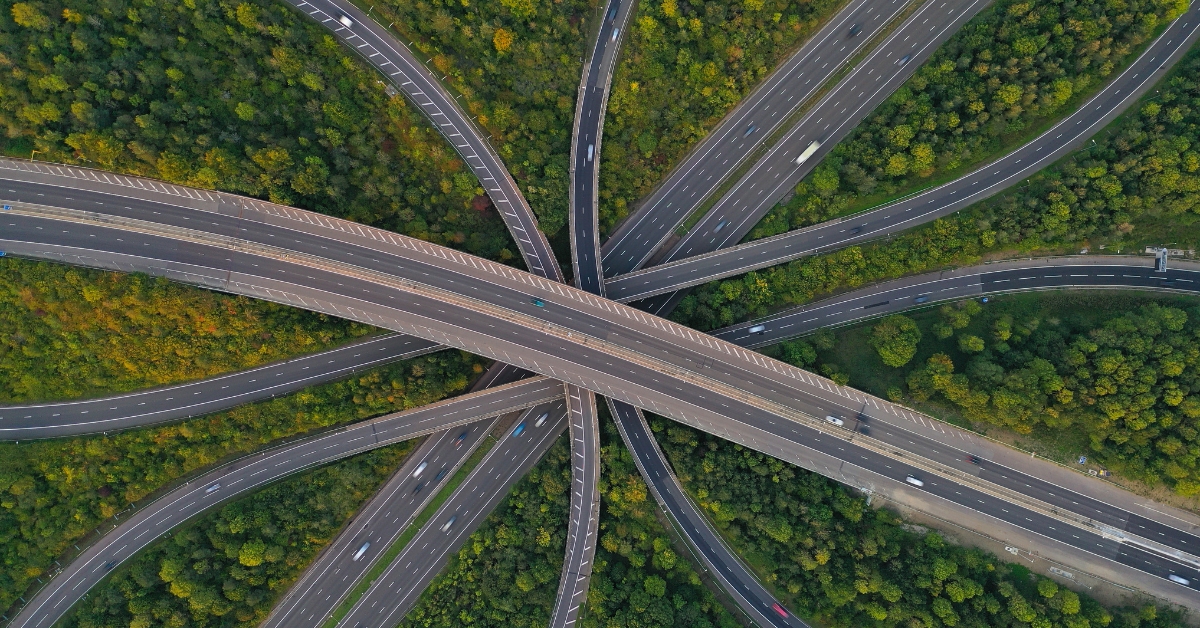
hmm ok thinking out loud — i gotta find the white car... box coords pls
[747,324,766,335]
[1169,574,1191,586]
[611,27,620,42]
[412,461,428,478]
[440,515,457,532]
[905,475,924,487]
[586,144,594,162]
[352,541,371,561]
[338,14,353,28]
[534,412,549,427]
[204,483,221,494]
[824,415,844,427]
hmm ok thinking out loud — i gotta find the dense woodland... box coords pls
[0,351,481,613]
[0,259,369,402]
[0,0,516,261]
[657,421,1184,628]
[672,42,1200,332]
[399,421,738,628]
[752,0,1188,238]
[777,293,1200,495]
[62,445,411,628]
[366,0,593,240]
[598,0,839,232]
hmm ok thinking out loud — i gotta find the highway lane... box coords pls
[9,179,1200,614]
[610,401,809,628]
[569,0,636,295]
[281,0,563,282]
[713,256,1200,347]
[600,0,915,276]
[9,227,1200,621]
[334,402,568,628]
[603,0,1200,303]
[0,334,439,439]
[3,375,562,628]
[548,374,601,628]
[261,361,527,628]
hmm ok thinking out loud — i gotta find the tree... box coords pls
[871,315,922,367]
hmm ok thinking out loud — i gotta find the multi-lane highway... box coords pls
[548,386,602,628]
[603,1,1200,302]
[7,166,1200,623]
[333,402,568,628]
[600,0,915,276]
[714,256,1200,347]
[260,361,529,628]
[0,334,439,439]
[281,0,563,282]
[3,376,561,628]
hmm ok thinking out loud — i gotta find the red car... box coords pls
[771,602,789,618]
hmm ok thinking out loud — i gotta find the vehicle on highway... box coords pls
[849,225,863,234]
[440,515,457,532]
[0,251,6,257]
[772,602,789,618]
[905,475,924,487]
[1,204,10,210]
[897,53,912,65]
[531,297,545,307]
[204,483,221,494]
[513,421,527,437]
[412,462,428,478]
[848,23,862,37]
[611,27,620,42]
[795,140,821,166]
[747,324,766,335]
[103,561,116,571]
[587,144,594,162]
[713,219,730,234]
[606,4,618,20]
[453,431,468,448]
[743,124,757,138]
[1169,574,1191,586]
[337,13,353,27]
[914,295,929,303]
[352,542,371,562]
[535,412,549,427]
[412,481,425,495]
[965,455,980,465]
[824,415,844,427]
[435,467,449,481]
[860,426,870,435]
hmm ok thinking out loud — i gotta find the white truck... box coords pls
[795,140,821,166]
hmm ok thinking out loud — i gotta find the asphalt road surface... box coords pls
[569,0,636,295]
[5,377,562,628]
[334,402,568,628]
[714,256,1200,347]
[548,383,601,628]
[610,401,810,628]
[260,361,530,628]
[9,211,1200,611]
[600,0,915,276]
[0,334,439,439]
[603,2,1200,302]
[283,0,563,282]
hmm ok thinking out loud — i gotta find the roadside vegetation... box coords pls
[772,292,1200,496]
[598,0,842,232]
[0,0,515,261]
[0,352,482,613]
[367,0,594,239]
[398,420,738,628]
[657,419,1186,628]
[751,0,1188,239]
[0,259,370,402]
[672,44,1200,332]
[61,445,411,628]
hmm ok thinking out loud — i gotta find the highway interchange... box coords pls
[7,0,1200,624]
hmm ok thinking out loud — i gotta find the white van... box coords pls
[412,462,428,478]
[352,542,371,561]
[905,475,924,487]
[795,140,821,166]
[824,415,844,427]
[586,144,594,162]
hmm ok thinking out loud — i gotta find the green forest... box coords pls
[366,0,593,240]
[0,0,516,261]
[752,0,1188,239]
[0,258,370,402]
[0,350,481,613]
[598,0,840,232]
[775,292,1200,496]
[399,420,738,628]
[672,42,1200,333]
[657,419,1184,628]
[62,445,411,628]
